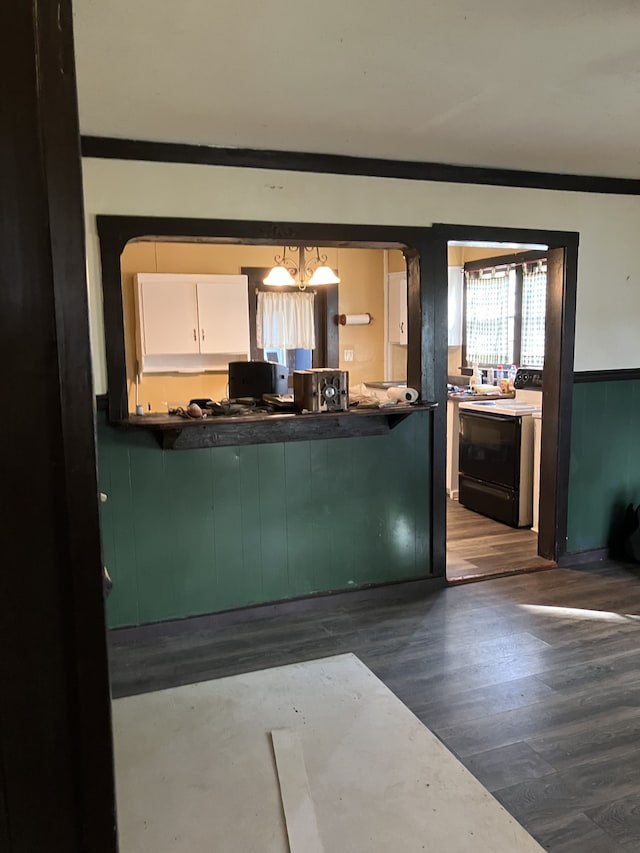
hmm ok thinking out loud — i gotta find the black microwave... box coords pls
[228,361,289,399]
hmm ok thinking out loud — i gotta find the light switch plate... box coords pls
[343,349,354,362]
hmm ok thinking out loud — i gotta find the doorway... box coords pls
[429,225,577,582]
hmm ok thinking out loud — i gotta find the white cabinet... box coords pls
[195,279,250,355]
[135,273,250,373]
[139,277,200,355]
[388,271,407,345]
[446,399,461,499]
[448,266,463,347]
[387,268,462,349]
[532,413,542,533]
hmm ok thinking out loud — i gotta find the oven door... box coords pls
[459,410,521,490]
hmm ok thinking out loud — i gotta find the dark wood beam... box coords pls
[0,1,115,850]
[81,136,640,196]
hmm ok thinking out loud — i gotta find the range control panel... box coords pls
[514,368,543,390]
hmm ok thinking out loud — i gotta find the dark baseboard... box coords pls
[108,574,445,641]
[573,368,640,383]
[558,547,610,567]
[80,135,640,197]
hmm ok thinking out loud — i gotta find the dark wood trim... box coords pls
[324,283,339,367]
[123,404,435,449]
[109,574,445,639]
[243,267,270,361]
[462,249,548,272]
[538,245,578,562]
[433,224,578,566]
[1,2,115,850]
[558,547,610,567]
[573,368,640,383]
[408,235,448,578]
[96,393,109,411]
[81,135,640,197]
[96,216,424,423]
[513,265,524,368]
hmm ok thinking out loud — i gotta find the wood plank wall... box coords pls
[567,378,640,554]
[98,411,433,627]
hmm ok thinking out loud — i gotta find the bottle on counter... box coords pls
[508,364,518,389]
[470,363,482,388]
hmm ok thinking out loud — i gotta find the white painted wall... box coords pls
[82,157,640,393]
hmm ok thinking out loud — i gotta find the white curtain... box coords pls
[521,264,547,366]
[257,291,316,350]
[464,270,512,365]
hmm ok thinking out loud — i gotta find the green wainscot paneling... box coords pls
[97,411,433,627]
[567,379,640,554]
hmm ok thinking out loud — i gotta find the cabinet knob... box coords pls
[193,328,197,341]
[201,328,205,341]
[400,321,404,334]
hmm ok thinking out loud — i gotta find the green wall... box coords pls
[567,379,640,553]
[97,411,433,627]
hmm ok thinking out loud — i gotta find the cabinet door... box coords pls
[388,272,407,345]
[448,266,463,347]
[196,276,250,355]
[140,278,199,355]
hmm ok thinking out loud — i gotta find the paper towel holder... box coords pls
[335,313,372,326]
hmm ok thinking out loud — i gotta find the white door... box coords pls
[388,272,408,345]
[196,276,250,355]
[140,278,199,355]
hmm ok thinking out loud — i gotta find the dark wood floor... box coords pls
[447,497,554,582]
[109,560,640,852]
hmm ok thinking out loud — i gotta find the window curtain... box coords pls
[464,271,510,365]
[256,291,316,350]
[521,264,546,366]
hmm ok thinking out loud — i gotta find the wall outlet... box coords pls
[343,349,354,362]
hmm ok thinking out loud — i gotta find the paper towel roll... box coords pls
[338,313,371,325]
[387,386,419,403]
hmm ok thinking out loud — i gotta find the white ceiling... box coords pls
[73,0,640,178]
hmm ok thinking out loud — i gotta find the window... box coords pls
[257,290,315,373]
[463,254,547,368]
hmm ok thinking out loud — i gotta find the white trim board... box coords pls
[112,654,544,852]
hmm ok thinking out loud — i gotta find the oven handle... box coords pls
[460,411,520,423]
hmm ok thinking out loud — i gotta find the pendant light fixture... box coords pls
[263,246,340,290]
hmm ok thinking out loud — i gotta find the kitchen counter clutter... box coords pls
[447,390,515,401]
[121,401,437,450]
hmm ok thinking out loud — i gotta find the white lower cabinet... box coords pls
[446,399,461,499]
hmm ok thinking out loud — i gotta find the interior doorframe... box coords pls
[431,223,578,565]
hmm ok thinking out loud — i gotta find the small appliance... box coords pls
[228,361,288,400]
[293,368,349,412]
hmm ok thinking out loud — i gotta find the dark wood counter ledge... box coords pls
[119,402,438,450]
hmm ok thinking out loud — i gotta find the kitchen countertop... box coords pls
[119,402,438,449]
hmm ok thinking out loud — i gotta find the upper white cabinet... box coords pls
[448,266,464,347]
[139,277,200,355]
[135,273,250,373]
[196,279,250,355]
[388,271,408,346]
[386,267,463,349]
